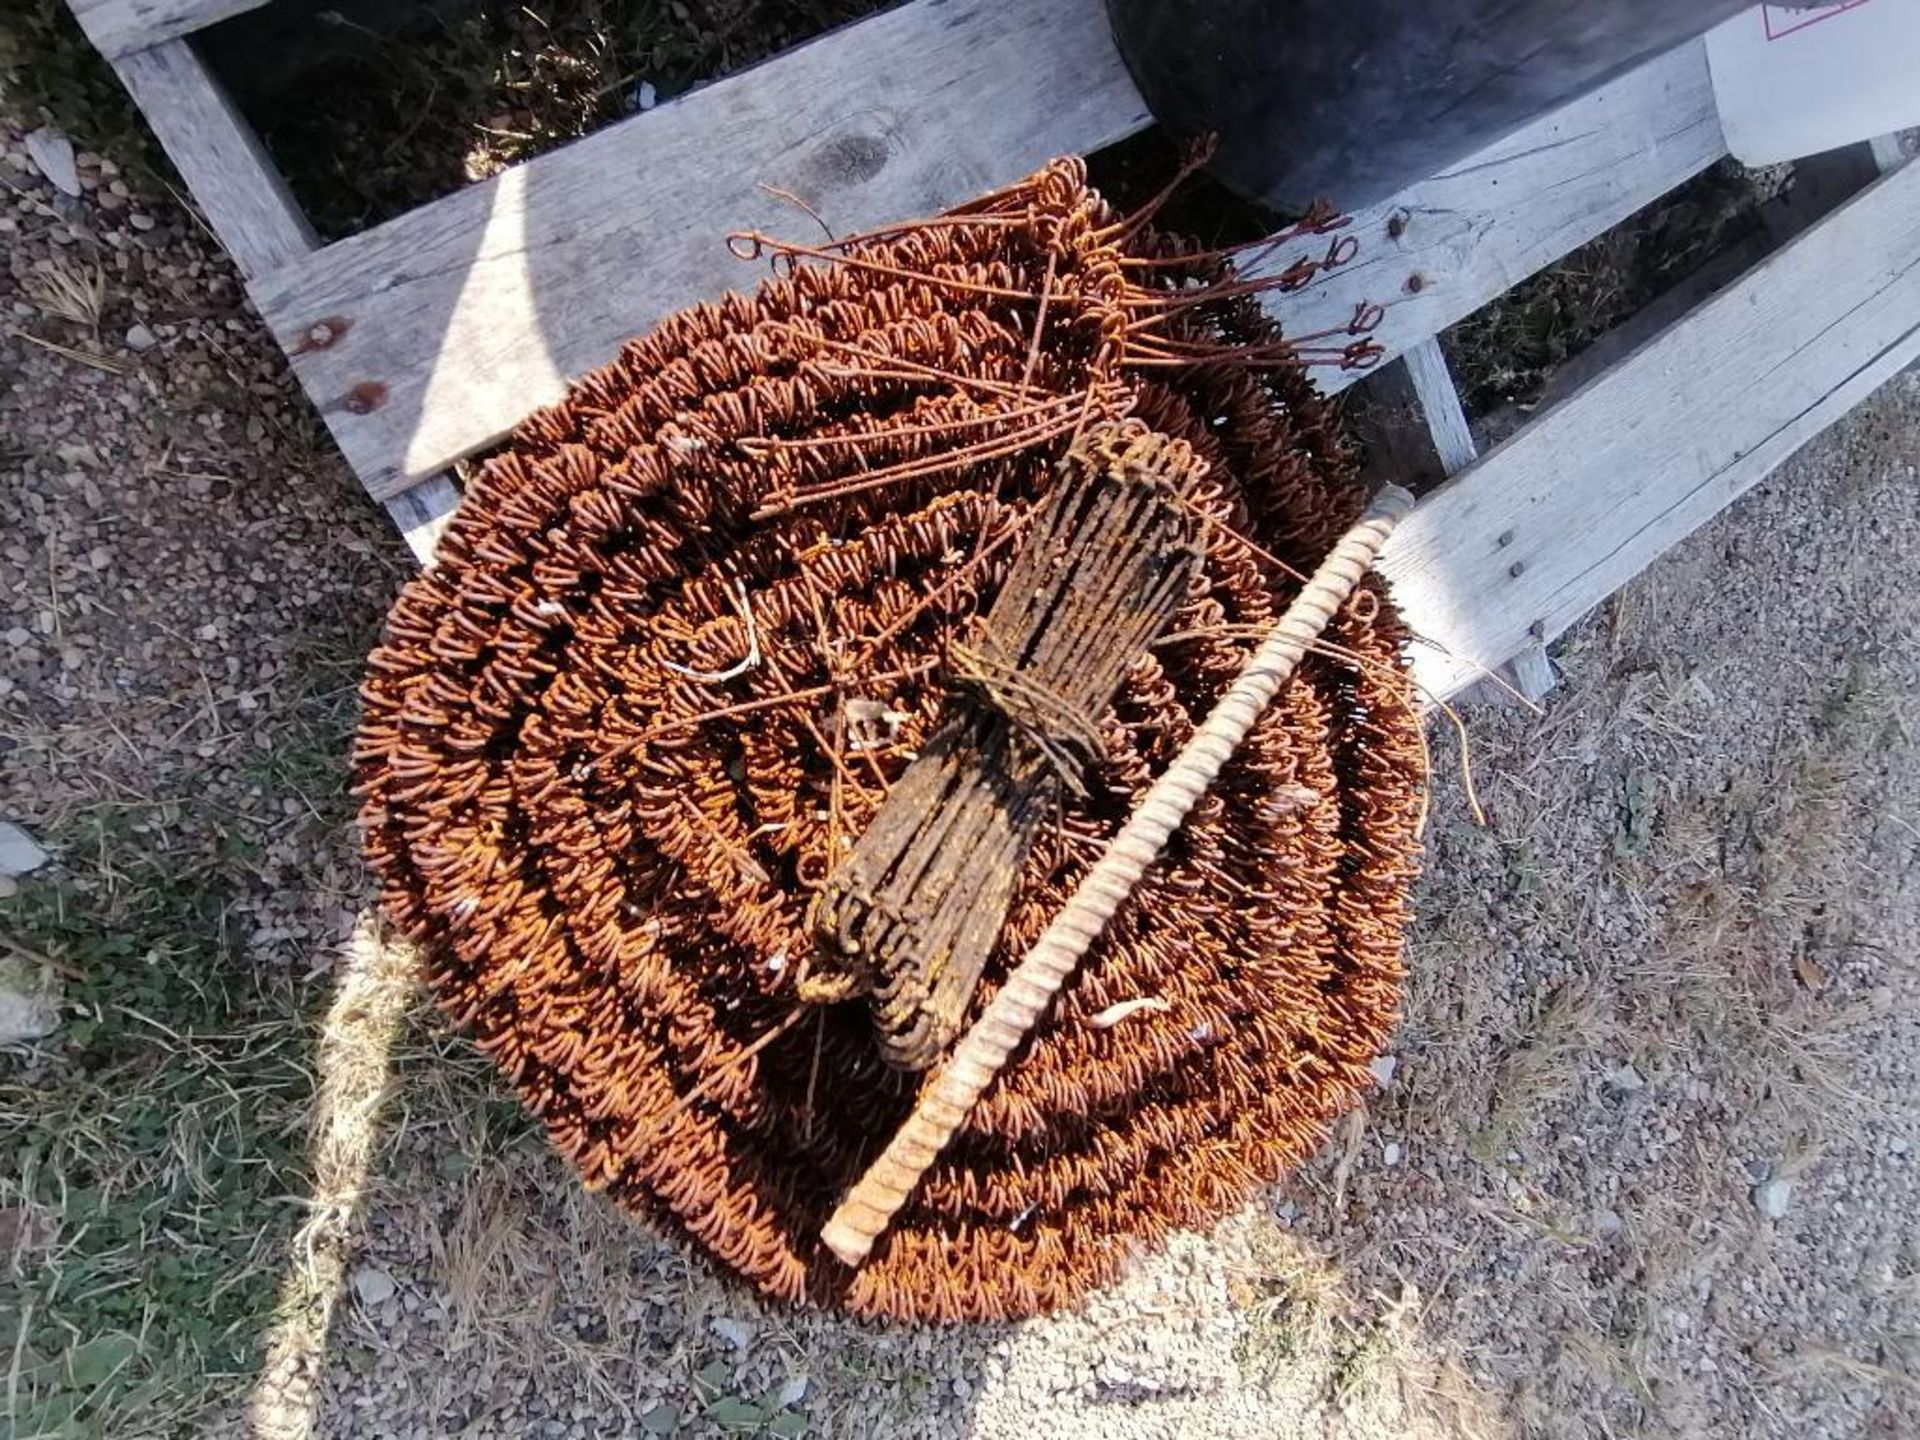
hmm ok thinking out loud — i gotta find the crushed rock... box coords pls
[0,821,50,877]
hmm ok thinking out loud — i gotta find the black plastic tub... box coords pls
[1105,0,1757,211]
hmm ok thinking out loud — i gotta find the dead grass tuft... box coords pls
[1231,1225,1347,1389]
[24,257,107,332]
[1469,984,1615,1166]
[1625,654,1908,1140]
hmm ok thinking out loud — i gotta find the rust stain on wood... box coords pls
[341,380,389,415]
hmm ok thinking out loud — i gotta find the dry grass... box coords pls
[1468,984,1615,1167]
[1402,598,1906,1160]
[6,327,130,374]
[0,430,400,1437]
[23,257,106,332]
[1619,653,1908,1143]
[1625,880,1888,1143]
[1224,1217,1507,1440]
[1777,1342,1919,1395]
[1230,1223,1348,1389]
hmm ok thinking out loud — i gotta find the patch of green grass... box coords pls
[677,1358,811,1436]
[1502,837,1542,900]
[1232,1250,1340,1389]
[240,654,369,837]
[1331,1322,1392,1409]
[0,807,318,1438]
[1612,767,1658,858]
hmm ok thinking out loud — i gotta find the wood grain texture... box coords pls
[383,474,462,567]
[1401,339,1477,475]
[241,10,1719,499]
[1395,337,1562,705]
[249,0,1150,500]
[115,41,314,278]
[1502,644,1556,703]
[1277,40,1727,394]
[1381,158,1920,702]
[69,0,266,59]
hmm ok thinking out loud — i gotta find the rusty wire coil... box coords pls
[355,158,1426,1322]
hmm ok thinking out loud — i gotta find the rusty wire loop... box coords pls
[355,157,1428,1324]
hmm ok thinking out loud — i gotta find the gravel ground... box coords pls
[3,103,1916,1440]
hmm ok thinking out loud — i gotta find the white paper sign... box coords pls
[1705,2,1920,165]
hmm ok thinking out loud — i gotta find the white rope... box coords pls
[821,484,1416,1265]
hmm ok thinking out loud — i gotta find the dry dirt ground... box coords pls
[3,100,1918,1440]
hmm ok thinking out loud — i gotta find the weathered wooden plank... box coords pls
[1396,337,1557,706]
[383,474,462,567]
[1381,158,1920,702]
[1501,644,1556,701]
[1472,232,1770,453]
[1283,40,1727,394]
[115,40,314,278]
[249,0,1150,501]
[1400,340,1477,476]
[70,0,266,60]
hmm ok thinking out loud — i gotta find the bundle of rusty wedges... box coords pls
[355,158,1427,1322]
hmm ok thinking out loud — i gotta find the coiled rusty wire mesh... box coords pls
[354,157,1427,1322]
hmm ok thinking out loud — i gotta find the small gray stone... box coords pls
[25,127,81,198]
[352,1267,397,1305]
[1753,1178,1793,1221]
[708,1315,755,1350]
[1605,1063,1646,1093]
[0,822,49,878]
[1369,1055,1398,1087]
[124,324,157,352]
[0,986,59,1045]
[1592,1208,1624,1238]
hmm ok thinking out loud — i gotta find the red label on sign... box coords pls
[1763,2,1874,43]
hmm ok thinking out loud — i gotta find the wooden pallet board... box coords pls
[70,0,263,59]
[67,0,1920,697]
[245,14,1727,495]
[115,40,312,277]
[1284,40,1726,394]
[247,0,1148,502]
[1382,156,1920,700]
